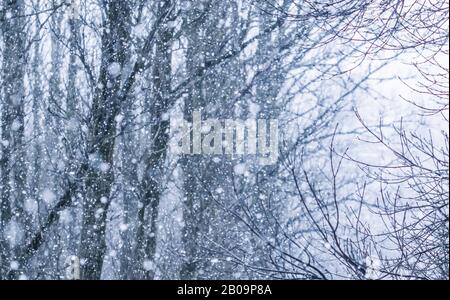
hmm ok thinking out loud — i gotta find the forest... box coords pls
[0,0,448,280]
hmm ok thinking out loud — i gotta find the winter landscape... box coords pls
[0,0,448,280]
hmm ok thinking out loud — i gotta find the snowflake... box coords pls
[11,119,21,131]
[41,189,56,204]
[10,261,19,271]
[234,163,247,175]
[143,260,155,271]
[107,62,121,78]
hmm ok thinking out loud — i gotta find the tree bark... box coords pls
[134,1,174,280]
[0,0,27,279]
[78,1,131,280]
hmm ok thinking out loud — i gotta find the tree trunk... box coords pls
[180,9,206,278]
[78,1,131,280]
[134,2,174,279]
[0,0,27,279]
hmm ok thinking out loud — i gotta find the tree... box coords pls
[1,0,28,279]
[0,0,447,280]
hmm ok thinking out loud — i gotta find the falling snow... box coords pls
[0,0,447,281]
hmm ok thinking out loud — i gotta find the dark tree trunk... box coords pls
[78,1,131,280]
